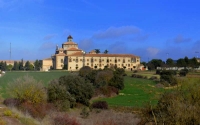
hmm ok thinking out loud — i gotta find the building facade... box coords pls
[42,35,141,71]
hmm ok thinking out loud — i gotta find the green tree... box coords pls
[7,64,13,71]
[25,61,30,70]
[166,58,174,67]
[94,49,100,54]
[189,57,198,68]
[49,75,94,106]
[19,59,24,70]
[94,70,113,88]
[34,59,42,70]
[148,59,163,69]
[177,58,186,67]
[79,66,92,77]
[104,49,108,54]
[48,79,75,110]
[13,61,19,70]
[108,68,125,90]
[184,56,189,66]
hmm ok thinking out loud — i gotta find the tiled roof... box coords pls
[68,53,139,58]
[63,41,77,45]
[67,47,82,51]
[56,53,66,56]
[43,58,52,60]
[68,52,83,56]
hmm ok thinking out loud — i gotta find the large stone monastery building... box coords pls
[42,35,141,71]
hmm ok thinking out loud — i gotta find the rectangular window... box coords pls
[107,59,109,63]
[61,59,63,63]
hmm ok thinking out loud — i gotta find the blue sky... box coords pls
[0,0,200,62]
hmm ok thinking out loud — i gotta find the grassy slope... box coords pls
[100,76,165,107]
[0,70,165,107]
[0,71,69,98]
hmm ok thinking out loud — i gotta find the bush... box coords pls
[79,66,92,77]
[179,69,189,77]
[160,70,178,85]
[7,75,47,104]
[3,98,21,107]
[19,102,55,119]
[156,70,161,74]
[140,79,200,124]
[92,101,108,109]
[53,113,80,125]
[3,110,12,116]
[149,76,158,80]
[48,75,94,107]
[94,70,113,88]
[48,79,75,110]
[80,107,89,118]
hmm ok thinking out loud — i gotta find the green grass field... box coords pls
[98,76,165,107]
[0,70,166,107]
[0,71,69,98]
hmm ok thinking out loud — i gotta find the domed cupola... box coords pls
[67,35,73,42]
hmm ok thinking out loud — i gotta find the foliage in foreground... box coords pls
[47,74,94,110]
[7,75,47,104]
[79,67,125,97]
[140,78,200,125]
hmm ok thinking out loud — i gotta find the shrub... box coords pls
[156,70,161,74]
[160,70,178,85]
[140,79,200,124]
[19,102,55,119]
[3,98,21,107]
[179,69,189,77]
[3,110,12,116]
[7,75,47,104]
[133,70,138,73]
[53,113,80,125]
[94,70,113,88]
[79,66,92,77]
[59,75,94,106]
[149,76,158,80]
[80,107,89,118]
[48,79,75,110]
[92,101,108,109]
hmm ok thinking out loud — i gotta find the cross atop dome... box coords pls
[67,35,73,42]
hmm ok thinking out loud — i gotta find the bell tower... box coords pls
[67,35,73,42]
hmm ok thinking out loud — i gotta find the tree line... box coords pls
[0,59,42,71]
[142,56,200,70]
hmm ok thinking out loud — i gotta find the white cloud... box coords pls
[147,47,159,57]
[93,26,141,39]
[79,39,93,52]
[43,34,57,40]
[173,35,191,43]
[39,42,55,50]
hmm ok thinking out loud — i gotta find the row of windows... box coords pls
[68,58,139,63]
[69,63,137,68]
